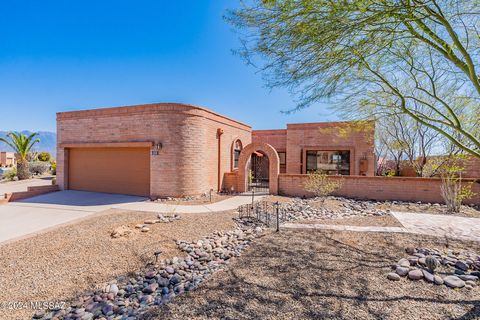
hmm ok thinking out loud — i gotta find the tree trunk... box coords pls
[16,159,30,180]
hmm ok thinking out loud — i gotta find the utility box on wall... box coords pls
[359,159,368,176]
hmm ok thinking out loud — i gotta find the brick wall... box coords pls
[253,122,375,176]
[252,129,287,151]
[463,156,480,178]
[57,103,251,197]
[222,171,238,192]
[285,122,375,176]
[7,185,60,202]
[278,174,480,205]
[253,130,287,173]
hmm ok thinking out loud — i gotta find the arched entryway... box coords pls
[237,142,280,194]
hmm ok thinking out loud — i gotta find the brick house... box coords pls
[57,103,374,197]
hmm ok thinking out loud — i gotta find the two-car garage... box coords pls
[67,146,151,197]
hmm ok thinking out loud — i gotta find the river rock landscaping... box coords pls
[140,230,480,320]
[282,197,388,221]
[388,247,480,290]
[267,195,480,220]
[111,215,181,238]
[32,219,265,320]
[1,196,478,320]
[0,209,239,320]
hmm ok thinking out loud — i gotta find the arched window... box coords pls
[233,140,243,169]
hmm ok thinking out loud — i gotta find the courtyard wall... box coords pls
[278,174,480,205]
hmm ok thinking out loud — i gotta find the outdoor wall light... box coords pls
[151,142,163,156]
[154,143,163,151]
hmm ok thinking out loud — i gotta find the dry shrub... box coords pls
[439,155,476,213]
[304,171,343,201]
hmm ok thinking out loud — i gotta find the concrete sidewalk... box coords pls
[283,211,480,243]
[391,211,480,242]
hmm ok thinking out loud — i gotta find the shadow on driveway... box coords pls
[17,190,146,207]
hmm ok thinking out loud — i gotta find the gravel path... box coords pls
[0,209,236,320]
[147,230,480,320]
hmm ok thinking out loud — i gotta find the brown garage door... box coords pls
[68,147,150,196]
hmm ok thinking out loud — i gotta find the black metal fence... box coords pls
[237,200,287,230]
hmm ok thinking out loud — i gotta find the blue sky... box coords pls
[0,1,338,132]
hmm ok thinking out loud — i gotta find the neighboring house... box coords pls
[0,152,16,167]
[56,103,374,197]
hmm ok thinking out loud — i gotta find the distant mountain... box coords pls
[0,131,56,157]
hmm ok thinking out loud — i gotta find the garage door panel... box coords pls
[68,147,150,196]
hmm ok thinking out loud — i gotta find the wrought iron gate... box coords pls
[248,153,269,192]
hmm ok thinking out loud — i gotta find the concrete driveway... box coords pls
[0,190,146,245]
[0,190,258,245]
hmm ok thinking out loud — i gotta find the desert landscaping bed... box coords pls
[0,209,237,320]
[266,195,480,218]
[145,230,480,320]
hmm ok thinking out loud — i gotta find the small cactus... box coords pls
[425,255,440,272]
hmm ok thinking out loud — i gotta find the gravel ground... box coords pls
[146,230,480,320]
[149,194,232,205]
[298,214,403,227]
[0,209,236,320]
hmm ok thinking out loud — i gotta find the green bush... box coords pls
[29,161,50,176]
[3,167,17,181]
[37,152,51,162]
[51,161,57,175]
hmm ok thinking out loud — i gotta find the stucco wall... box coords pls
[57,103,251,197]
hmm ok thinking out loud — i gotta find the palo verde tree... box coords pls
[0,132,40,180]
[228,0,480,158]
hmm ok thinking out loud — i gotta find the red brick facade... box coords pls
[55,103,479,204]
[253,121,375,176]
[237,142,280,194]
[57,103,251,197]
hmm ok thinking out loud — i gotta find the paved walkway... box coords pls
[283,211,480,242]
[391,211,480,242]
[0,190,260,245]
